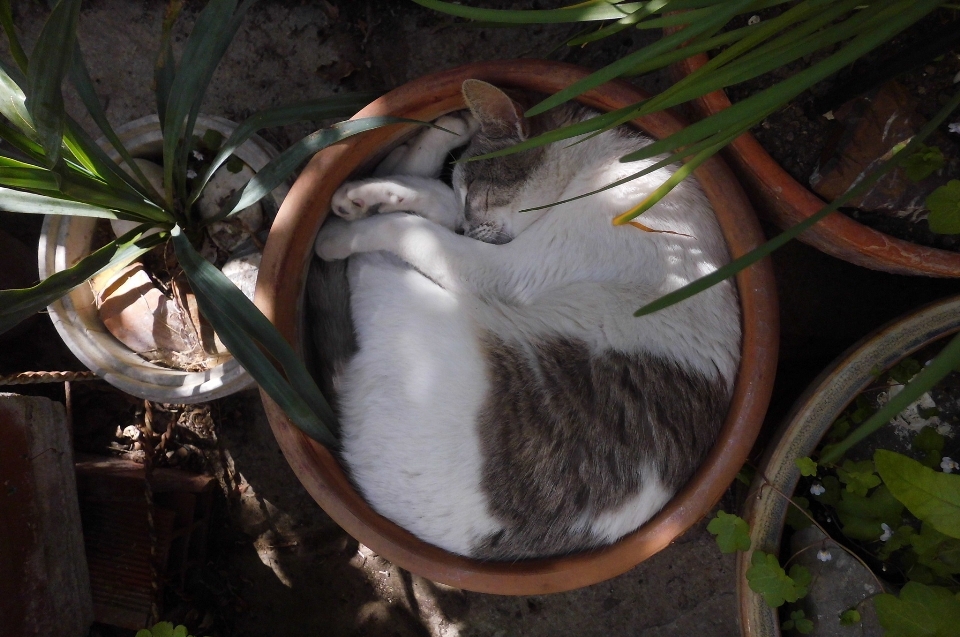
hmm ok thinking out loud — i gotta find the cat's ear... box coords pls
[461,79,528,140]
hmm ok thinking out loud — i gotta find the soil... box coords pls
[723,7,960,252]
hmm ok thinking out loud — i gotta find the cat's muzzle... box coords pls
[465,223,512,245]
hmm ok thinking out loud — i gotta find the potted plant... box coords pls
[0,0,406,442]
[704,295,960,636]
[255,58,780,594]
[412,0,960,277]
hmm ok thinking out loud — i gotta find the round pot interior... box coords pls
[673,53,960,278]
[256,59,779,594]
[738,294,960,636]
[38,114,288,404]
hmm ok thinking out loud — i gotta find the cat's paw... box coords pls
[433,112,479,140]
[315,217,357,261]
[330,180,408,221]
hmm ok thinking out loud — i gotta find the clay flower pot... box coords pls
[739,294,960,635]
[256,59,779,594]
[674,53,960,277]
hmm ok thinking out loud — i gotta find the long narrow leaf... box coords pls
[68,47,165,205]
[0,225,164,335]
[187,92,379,207]
[155,0,183,129]
[633,85,960,318]
[0,0,28,74]
[214,116,434,221]
[171,226,339,447]
[0,185,120,218]
[820,332,960,465]
[0,60,36,139]
[525,0,757,117]
[412,0,644,23]
[25,0,81,168]
[162,0,239,206]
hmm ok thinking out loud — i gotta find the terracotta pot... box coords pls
[673,53,960,277]
[255,60,779,594]
[739,294,960,635]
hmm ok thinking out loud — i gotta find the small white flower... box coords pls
[810,482,826,496]
[747,15,761,25]
[817,549,832,562]
[186,169,198,179]
[941,457,959,473]
[192,150,204,160]
[880,523,893,542]
[949,123,960,135]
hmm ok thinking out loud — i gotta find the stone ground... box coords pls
[3,1,960,636]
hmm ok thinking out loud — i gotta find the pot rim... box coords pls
[738,294,960,636]
[256,59,779,594]
[38,114,287,404]
[673,53,960,278]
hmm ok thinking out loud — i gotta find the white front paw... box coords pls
[315,218,357,261]
[330,179,407,220]
[434,112,480,140]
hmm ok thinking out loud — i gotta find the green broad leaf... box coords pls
[171,226,338,448]
[876,449,960,540]
[0,224,162,336]
[214,116,431,221]
[903,144,946,182]
[736,464,756,486]
[890,357,923,384]
[926,180,960,235]
[815,475,842,507]
[874,582,960,637]
[827,416,851,444]
[707,510,751,553]
[786,496,813,531]
[839,608,861,626]
[135,631,151,637]
[835,484,904,542]
[201,128,224,152]
[837,459,881,496]
[411,0,645,24]
[185,92,378,206]
[225,156,243,173]
[746,551,809,608]
[25,0,82,168]
[879,525,917,561]
[782,609,813,634]
[914,527,960,579]
[796,457,818,477]
[914,427,946,456]
[0,0,28,74]
[172,624,188,637]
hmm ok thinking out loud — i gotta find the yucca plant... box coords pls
[0,0,425,446]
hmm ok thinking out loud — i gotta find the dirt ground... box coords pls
[4,2,960,636]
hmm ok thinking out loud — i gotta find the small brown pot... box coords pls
[674,53,960,277]
[255,60,779,594]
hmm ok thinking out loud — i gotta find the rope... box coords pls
[141,399,160,627]
[0,370,99,385]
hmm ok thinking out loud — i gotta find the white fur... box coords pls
[316,111,740,556]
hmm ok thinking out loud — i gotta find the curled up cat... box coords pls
[309,80,741,560]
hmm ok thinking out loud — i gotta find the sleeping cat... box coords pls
[309,80,741,560]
